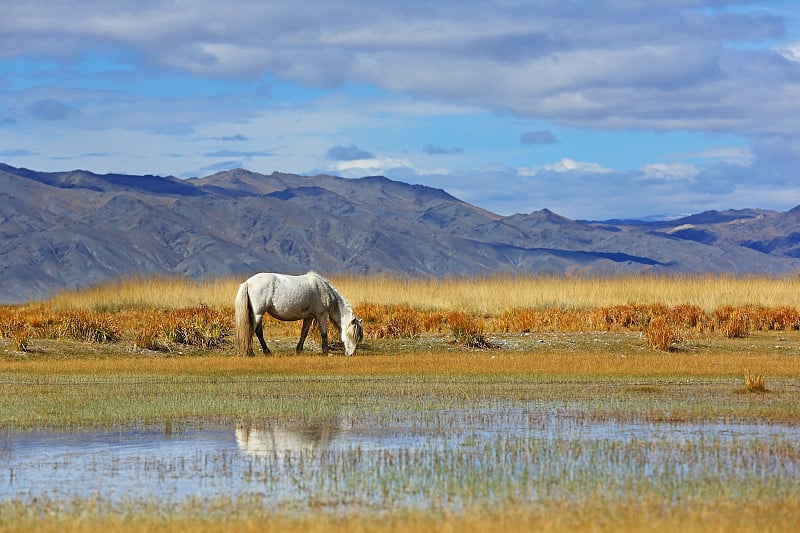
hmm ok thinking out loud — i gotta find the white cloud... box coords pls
[334,156,449,178]
[2,1,800,220]
[2,1,798,137]
[639,162,699,181]
[676,146,754,167]
[336,157,412,173]
[518,158,612,176]
[776,42,800,62]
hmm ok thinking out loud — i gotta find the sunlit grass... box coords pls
[743,368,767,393]
[2,332,800,429]
[41,273,800,313]
[2,497,798,533]
[7,274,798,354]
[5,296,800,357]
[337,272,800,313]
[45,275,238,312]
[3,274,800,532]
[4,330,800,378]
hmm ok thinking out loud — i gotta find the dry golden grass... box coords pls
[5,274,800,533]
[2,497,799,533]
[4,336,800,380]
[45,275,239,311]
[446,311,496,348]
[41,273,800,313]
[336,273,800,312]
[4,273,800,355]
[743,369,767,393]
[643,316,678,351]
[0,305,233,353]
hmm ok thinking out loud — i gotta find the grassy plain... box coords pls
[2,274,800,532]
[41,272,800,311]
[3,335,800,429]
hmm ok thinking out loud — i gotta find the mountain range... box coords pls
[2,162,800,303]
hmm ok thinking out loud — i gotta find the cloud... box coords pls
[335,156,415,175]
[27,98,76,121]
[212,134,250,142]
[409,152,800,220]
[776,42,800,62]
[639,162,699,181]
[519,158,612,176]
[1,1,799,220]
[197,160,244,174]
[2,1,796,137]
[326,144,375,161]
[0,149,37,157]
[50,151,115,160]
[423,144,464,155]
[673,146,754,166]
[333,154,450,179]
[204,149,276,158]
[520,130,558,145]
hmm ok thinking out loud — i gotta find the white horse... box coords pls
[234,271,363,356]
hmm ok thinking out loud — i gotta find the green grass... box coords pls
[2,373,799,430]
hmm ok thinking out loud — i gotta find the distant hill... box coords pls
[2,163,800,303]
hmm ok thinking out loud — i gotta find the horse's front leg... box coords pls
[255,319,271,355]
[318,316,329,356]
[296,317,313,354]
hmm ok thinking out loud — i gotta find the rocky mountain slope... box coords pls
[2,163,799,303]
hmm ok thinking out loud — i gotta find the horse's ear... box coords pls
[351,318,359,325]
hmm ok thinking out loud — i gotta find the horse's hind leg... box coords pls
[254,320,271,355]
[296,317,313,354]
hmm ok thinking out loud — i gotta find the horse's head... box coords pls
[342,314,363,356]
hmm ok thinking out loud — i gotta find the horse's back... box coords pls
[245,271,329,320]
[244,272,278,286]
[245,271,320,287]
[243,272,278,305]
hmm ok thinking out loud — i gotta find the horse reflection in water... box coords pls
[235,418,340,459]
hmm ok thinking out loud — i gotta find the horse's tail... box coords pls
[234,282,254,356]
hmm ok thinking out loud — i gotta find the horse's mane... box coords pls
[306,271,351,318]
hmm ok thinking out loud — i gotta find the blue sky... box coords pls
[1,1,799,219]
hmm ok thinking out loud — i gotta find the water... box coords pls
[2,406,799,511]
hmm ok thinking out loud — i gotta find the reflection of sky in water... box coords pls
[2,428,243,503]
[2,406,799,510]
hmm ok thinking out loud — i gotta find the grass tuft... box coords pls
[715,307,751,338]
[644,316,679,351]
[366,305,423,339]
[447,311,497,348]
[161,305,232,349]
[55,310,121,343]
[743,369,767,393]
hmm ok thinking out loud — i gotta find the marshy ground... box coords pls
[2,275,800,532]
